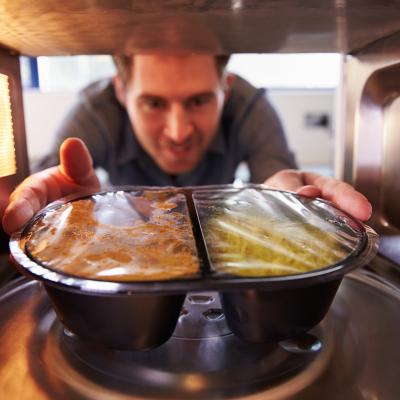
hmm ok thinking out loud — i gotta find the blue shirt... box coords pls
[36,75,297,186]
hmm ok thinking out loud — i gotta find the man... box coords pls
[1,53,371,235]
[35,53,297,185]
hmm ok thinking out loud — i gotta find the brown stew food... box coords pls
[23,192,199,281]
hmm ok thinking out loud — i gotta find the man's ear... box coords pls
[112,74,126,106]
[223,72,236,102]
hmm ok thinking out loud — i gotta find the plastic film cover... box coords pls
[23,190,200,281]
[193,187,364,277]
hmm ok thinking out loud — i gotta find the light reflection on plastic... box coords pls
[0,73,17,177]
[79,280,121,293]
[96,267,127,277]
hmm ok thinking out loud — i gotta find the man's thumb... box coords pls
[59,137,99,187]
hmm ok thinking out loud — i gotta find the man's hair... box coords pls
[112,54,231,84]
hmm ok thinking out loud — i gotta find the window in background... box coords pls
[36,55,115,92]
[20,57,40,88]
[227,53,341,88]
[21,53,341,92]
[229,54,341,178]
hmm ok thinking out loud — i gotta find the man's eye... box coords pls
[187,95,212,109]
[142,98,166,110]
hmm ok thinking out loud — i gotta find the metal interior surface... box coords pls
[338,30,400,265]
[0,46,30,249]
[0,269,399,399]
[1,0,400,56]
[0,253,18,288]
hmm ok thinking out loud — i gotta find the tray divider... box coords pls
[183,189,213,279]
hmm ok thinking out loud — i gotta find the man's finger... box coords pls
[59,137,99,187]
[264,169,372,222]
[264,169,303,191]
[2,198,36,235]
[296,185,321,198]
[301,172,372,221]
[2,139,100,235]
[328,184,372,221]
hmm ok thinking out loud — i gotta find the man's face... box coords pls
[118,54,226,175]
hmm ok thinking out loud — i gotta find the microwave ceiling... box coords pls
[1,0,400,56]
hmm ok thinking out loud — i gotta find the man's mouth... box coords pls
[164,141,195,157]
[159,139,202,173]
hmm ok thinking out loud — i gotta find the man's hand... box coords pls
[2,138,100,235]
[264,169,372,221]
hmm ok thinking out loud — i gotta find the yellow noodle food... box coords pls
[203,211,355,277]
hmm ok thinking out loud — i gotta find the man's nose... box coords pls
[164,104,193,143]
